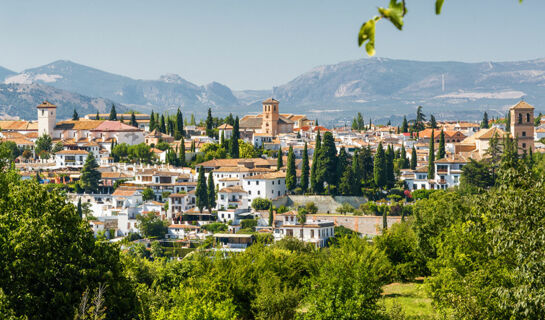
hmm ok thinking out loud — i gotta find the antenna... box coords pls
[441,74,445,92]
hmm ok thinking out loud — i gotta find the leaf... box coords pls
[358,18,377,56]
[435,0,445,14]
[378,0,406,30]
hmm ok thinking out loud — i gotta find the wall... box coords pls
[273,195,367,214]
[308,214,401,237]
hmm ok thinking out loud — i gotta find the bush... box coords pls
[251,197,271,211]
[336,202,355,214]
[241,219,258,230]
[305,202,318,214]
[201,222,228,233]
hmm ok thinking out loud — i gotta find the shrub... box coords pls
[251,197,271,211]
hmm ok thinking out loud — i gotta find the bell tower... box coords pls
[261,98,279,136]
[37,101,57,137]
[510,101,534,154]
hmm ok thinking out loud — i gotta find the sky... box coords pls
[1,0,544,90]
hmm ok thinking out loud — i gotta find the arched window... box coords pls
[523,143,527,149]
[519,113,523,124]
[527,113,531,123]
[274,106,276,111]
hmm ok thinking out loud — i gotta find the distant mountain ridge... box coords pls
[2,57,545,122]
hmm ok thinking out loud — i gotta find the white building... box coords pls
[167,224,200,239]
[167,192,196,220]
[242,171,287,203]
[217,186,249,210]
[55,149,89,167]
[273,211,335,248]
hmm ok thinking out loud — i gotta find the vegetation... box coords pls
[79,153,100,193]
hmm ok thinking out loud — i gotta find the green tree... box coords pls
[286,146,297,191]
[137,212,168,238]
[149,111,156,132]
[35,133,52,158]
[72,108,79,120]
[207,171,216,213]
[301,142,310,192]
[96,110,100,120]
[336,147,348,185]
[160,114,166,134]
[109,104,117,120]
[229,117,240,158]
[76,198,83,219]
[401,115,408,133]
[385,144,395,188]
[338,165,355,195]
[268,206,274,226]
[316,132,337,191]
[79,154,100,193]
[251,197,271,211]
[130,111,138,127]
[436,129,446,159]
[310,131,322,193]
[205,108,214,137]
[429,114,437,128]
[428,129,435,178]
[360,146,374,183]
[196,166,208,212]
[480,111,489,128]
[374,142,386,188]
[175,108,184,139]
[415,106,426,131]
[410,145,417,170]
[142,187,155,201]
[276,149,283,170]
[400,144,408,169]
[178,137,186,167]
[460,159,494,193]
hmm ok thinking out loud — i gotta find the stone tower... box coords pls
[261,98,279,136]
[37,101,57,137]
[510,101,534,153]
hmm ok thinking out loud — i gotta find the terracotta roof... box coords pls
[0,121,38,131]
[199,158,270,168]
[55,120,104,131]
[169,224,199,229]
[510,101,535,110]
[263,98,279,103]
[101,172,131,179]
[92,120,142,132]
[112,187,141,197]
[244,171,285,180]
[435,154,469,164]
[55,150,89,155]
[36,101,56,109]
[217,124,233,130]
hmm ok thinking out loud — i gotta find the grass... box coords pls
[382,281,437,319]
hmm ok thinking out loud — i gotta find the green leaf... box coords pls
[358,18,377,56]
[435,0,445,14]
[378,0,406,30]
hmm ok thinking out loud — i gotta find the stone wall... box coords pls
[308,214,402,237]
[272,195,368,214]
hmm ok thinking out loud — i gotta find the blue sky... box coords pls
[1,0,544,90]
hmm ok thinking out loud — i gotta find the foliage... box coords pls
[201,222,228,233]
[196,166,208,212]
[142,187,155,201]
[251,197,271,211]
[241,219,258,230]
[136,212,168,239]
[286,146,296,191]
[305,201,318,214]
[301,142,310,192]
[207,171,216,212]
[35,134,52,158]
[316,132,338,191]
[310,130,322,193]
[337,202,355,214]
[79,153,100,193]
[108,104,117,120]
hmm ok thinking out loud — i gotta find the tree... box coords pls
[207,172,216,213]
[190,113,196,125]
[400,144,408,169]
[460,159,494,192]
[142,187,155,201]
[311,131,322,193]
[196,166,208,213]
[286,146,296,191]
[374,142,386,188]
[35,133,52,158]
[160,114,166,134]
[175,108,184,139]
[79,153,100,193]
[415,106,426,131]
[72,108,79,120]
[268,206,274,226]
[205,108,214,137]
[229,117,240,158]
[251,197,271,211]
[429,114,437,128]
[136,212,168,238]
[77,198,83,219]
[410,145,417,170]
[178,137,186,167]
[149,111,156,132]
[301,142,310,192]
[109,104,117,120]
[276,149,283,170]
[336,147,348,185]
[316,132,337,192]
[351,112,365,130]
[130,112,137,127]
[96,110,100,120]
[385,144,395,188]
[360,146,374,183]
[428,129,435,178]
[0,141,20,161]
[339,165,355,195]
[506,111,511,132]
[436,129,446,159]
[481,111,489,128]
[401,115,408,133]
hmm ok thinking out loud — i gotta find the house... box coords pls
[213,233,254,250]
[217,186,249,210]
[242,171,287,203]
[167,224,200,239]
[55,149,89,167]
[273,211,335,248]
[433,155,467,189]
[217,124,233,140]
[145,129,174,145]
[168,192,196,220]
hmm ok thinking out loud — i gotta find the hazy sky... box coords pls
[1,0,544,90]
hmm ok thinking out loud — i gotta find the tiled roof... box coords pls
[219,186,246,193]
[0,121,38,131]
[36,101,56,108]
[263,98,279,103]
[55,150,89,155]
[244,171,286,180]
[55,120,104,131]
[510,101,535,110]
[92,120,142,132]
[217,124,233,130]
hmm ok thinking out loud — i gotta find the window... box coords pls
[522,131,526,137]
[311,230,315,238]
[523,143,527,149]
[527,113,531,123]
[257,191,260,195]
[256,181,259,185]
[519,113,523,124]
[272,181,274,185]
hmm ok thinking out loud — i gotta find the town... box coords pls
[0,98,538,252]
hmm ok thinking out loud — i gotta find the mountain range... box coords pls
[2,58,545,123]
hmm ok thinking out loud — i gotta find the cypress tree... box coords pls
[385,145,395,188]
[72,109,79,121]
[360,146,374,183]
[269,206,274,226]
[374,142,386,188]
[149,111,156,131]
[109,104,117,120]
[481,112,489,128]
[229,117,239,158]
[400,144,408,169]
[207,172,216,213]
[167,118,174,136]
[196,166,208,213]
[178,137,186,167]
[301,142,310,192]
[190,140,196,153]
[77,198,83,219]
[428,129,435,178]
[206,108,214,137]
[286,146,296,191]
[316,132,337,192]
[336,147,348,185]
[220,130,225,148]
[276,149,283,170]
[338,165,354,195]
[506,112,511,132]
[96,110,100,120]
[130,112,138,127]
[160,114,166,133]
[410,146,417,170]
[437,129,446,159]
[310,131,322,193]
[175,108,184,139]
[430,114,437,128]
[401,116,408,133]
[190,113,196,125]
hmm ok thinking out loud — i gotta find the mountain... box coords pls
[3,57,545,122]
[4,60,245,116]
[273,57,545,122]
[0,83,125,120]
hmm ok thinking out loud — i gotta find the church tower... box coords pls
[510,101,534,153]
[37,101,57,137]
[261,98,279,136]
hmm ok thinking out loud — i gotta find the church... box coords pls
[239,98,313,136]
